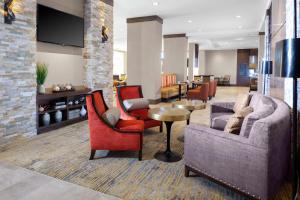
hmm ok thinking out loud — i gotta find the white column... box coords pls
[127,16,163,102]
[163,34,188,82]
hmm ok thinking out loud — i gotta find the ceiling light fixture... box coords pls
[188,20,192,23]
[153,2,159,6]
[236,15,241,18]
[238,26,243,29]
[235,38,244,41]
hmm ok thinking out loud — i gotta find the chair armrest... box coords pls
[211,102,235,113]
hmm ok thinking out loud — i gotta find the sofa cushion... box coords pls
[129,108,150,120]
[224,106,253,134]
[102,108,120,127]
[240,99,275,138]
[233,94,250,113]
[123,98,149,111]
[211,113,233,130]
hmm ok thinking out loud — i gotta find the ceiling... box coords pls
[114,0,271,51]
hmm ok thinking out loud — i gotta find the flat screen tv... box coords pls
[37,4,84,48]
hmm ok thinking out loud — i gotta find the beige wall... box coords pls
[205,50,238,84]
[37,0,85,87]
[127,20,162,101]
[37,52,84,87]
[198,50,206,75]
[163,37,188,81]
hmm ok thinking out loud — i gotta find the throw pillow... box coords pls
[102,108,120,127]
[123,98,150,111]
[233,93,250,113]
[224,106,253,134]
[240,100,275,138]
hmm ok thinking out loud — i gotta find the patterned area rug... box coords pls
[0,87,291,199]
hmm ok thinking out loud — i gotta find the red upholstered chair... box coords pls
[116,85,162,131]
[86,90,144,161]
[187,83,209,102]
[208,80,215,100]
[213,79,218,97]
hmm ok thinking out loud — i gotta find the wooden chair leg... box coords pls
[89,150,96,160]
[185,166,190,177]
[138,132,143,161]
[159,124,163,132]
[138,149,142,161]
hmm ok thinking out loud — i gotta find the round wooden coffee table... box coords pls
[173,100,206,142]
[148,107,190,162]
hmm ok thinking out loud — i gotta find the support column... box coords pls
[127,16,163,102]
[0,0,37,137]
[84,0,114,106]
[163,34,188,82]
[188,43,199,81]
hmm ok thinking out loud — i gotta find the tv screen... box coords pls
[37,4,84,48]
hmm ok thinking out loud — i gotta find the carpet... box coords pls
[0,87,291,199]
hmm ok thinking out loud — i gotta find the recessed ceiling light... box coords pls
[236,15,241,18]
[188,20,192,23]
[238,26,243,29]
[153,2,159,6]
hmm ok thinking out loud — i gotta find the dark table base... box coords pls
[154,150,182,163]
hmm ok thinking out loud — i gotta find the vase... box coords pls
[55,110,62,123]
[42,112,50,126]
[38,84,45,94]
[80,106,87,117]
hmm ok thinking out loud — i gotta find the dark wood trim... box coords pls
[163,34,186,39]
[259,32,265,35]
[100,0,113,6]
[127,15,163,24]
[89,150,96,160]
[185,165,260,200]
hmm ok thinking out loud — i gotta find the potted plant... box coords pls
[36,63,48,94]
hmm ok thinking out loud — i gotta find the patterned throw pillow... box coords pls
[224,106,253,134]
[233,94,250,113]
[102,108,121,127]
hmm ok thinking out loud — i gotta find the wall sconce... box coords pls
[4,0,16,24]
[102,26,108,43]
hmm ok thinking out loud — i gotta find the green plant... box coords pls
[36,63,48,85]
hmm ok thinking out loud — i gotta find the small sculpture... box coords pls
[4,0,16,24]
[102,26,108,43]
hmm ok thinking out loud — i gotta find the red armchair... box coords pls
[116,85,162,131]
[187,83,209,102]
[208,80,215,100]
[86,90,144,161]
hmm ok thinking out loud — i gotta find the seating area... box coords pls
[0,0,298,200]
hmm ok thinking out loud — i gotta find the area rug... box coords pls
[0,87,291,200]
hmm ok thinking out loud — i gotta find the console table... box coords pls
[36,86,90,134]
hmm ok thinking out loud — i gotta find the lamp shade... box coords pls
[275,38,300,78]
[261,60,273,74]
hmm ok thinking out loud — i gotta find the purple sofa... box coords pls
[184,93,291,200]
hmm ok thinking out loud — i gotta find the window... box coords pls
[113,51,126,75]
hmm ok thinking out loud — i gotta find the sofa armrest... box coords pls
[186,123,255,146]
[211,102,235,114]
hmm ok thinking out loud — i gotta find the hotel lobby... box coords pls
[0,0,299,199]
